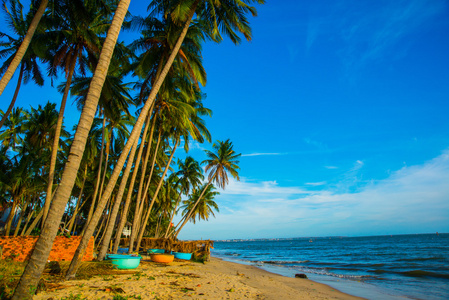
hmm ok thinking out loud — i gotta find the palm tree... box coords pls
[0,107,26,151]
[12,1,131,298]
[0,0,48,96]
[180,183,219,224]
[41,0,115,226]
[164,156,203,237]
[0,0,44,129]
[173,139,240,238]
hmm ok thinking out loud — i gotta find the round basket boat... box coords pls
[106,254,141,269]
[150,253,174,263]
[172,252,192,260]
[147,248,165,254]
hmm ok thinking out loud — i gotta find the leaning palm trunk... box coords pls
[164,193,182,238]
[65,5,197,280]
[20,201,36,236]
[135,140,179,251]
[97,138,139,260]
[23,209,43,236]
[99,130,113,202]
[4,200,18,236]
[43,56,77,226]
[128,127,160,252]
[112,115,152,254]
[0,0,47,96]
[13,198,30,236]
[84,116,106,230]
[67,166,88,233]
[0,63,24,128]
[12,2,130,298]
[95,197,113,246]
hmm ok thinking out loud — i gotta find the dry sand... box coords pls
[34,257,364,300]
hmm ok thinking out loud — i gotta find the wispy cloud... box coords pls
[179,149,449,240]
[305,181,327,186]
[325,166,338,169]
[242,152,286,157]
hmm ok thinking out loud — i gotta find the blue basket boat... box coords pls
[106,254,141,269]
[172,252,192,260]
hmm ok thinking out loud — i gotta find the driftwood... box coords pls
[120,238,213,261]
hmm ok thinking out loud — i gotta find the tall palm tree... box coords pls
[173,139,240,238]
[0,0,44,129]
[12,1,131,298]
[0,0,48,96]
[41,0,115,226]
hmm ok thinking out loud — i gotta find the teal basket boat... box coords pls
[172,252,192,260]
[106,254,141,269]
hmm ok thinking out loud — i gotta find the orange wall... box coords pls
[0,236,94,262]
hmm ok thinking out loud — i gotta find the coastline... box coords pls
[34,256,364,299]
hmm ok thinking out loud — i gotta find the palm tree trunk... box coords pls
[42,55,77,227]
[112,114,152,254]
[164,193,182,238]
[135,139,178,250]
[98,127,112,202]
[84,115,106,230]
[67,166,88,234]
[0,63,24,128]
[65,1,197,280]
[95,197,112,245]
[128,125,160,252]
[13,197,29,236]
[5,200,18,236]
[20,201,36,236]
[23,209,43,236]
[12,1,130,298]
[0,0,47,96]
[97,138,138,260]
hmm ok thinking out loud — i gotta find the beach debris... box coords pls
[103,286,125,293]
[295,273,308,279]
[228,288,235,292]
[237,272,245,276]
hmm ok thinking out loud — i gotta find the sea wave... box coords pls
[399,270,449,279]
[396,257,446,262]
[260,260,310,265]
[369,269,449,279]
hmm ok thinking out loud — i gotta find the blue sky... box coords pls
[2,0,449,240]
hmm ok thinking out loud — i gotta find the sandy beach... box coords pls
[34,257,363,300]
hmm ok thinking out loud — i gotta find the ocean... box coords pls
[212,233,449,300]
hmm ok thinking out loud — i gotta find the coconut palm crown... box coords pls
[203,139,240,189]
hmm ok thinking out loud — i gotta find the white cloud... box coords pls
[305,181,327,186]
[242,152,285,157]
[179,150,449,240]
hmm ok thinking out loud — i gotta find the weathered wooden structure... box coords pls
[119,238,213,261]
